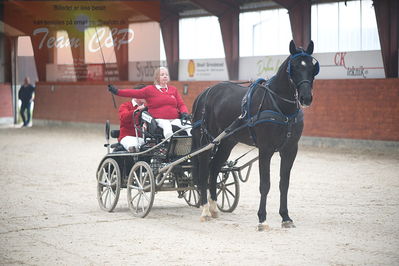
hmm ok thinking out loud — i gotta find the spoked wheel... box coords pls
[216,171,240,212]
[126,161,155,218]
[97,158,121,212]
[182,187,200,208]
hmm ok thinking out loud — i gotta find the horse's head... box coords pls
[287,40,319,107]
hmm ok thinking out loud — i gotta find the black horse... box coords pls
[191,40,319,230]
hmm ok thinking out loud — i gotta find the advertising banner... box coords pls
[239,50,384,80]
[46,63,120,82]
[129,61,167,82]
[179,58,228,81]
[4,1,160,82]
[312,50,384,79]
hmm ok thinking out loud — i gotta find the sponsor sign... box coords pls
[179,59,228,81]
[46,63,119,82]
[317,50,384,79]
[239,50,384,80]
[239,55,287,81]
[129,61,167,81]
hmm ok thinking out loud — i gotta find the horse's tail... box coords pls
[192,86,211,119]
[191,87,213,186]
[191,96,201,186]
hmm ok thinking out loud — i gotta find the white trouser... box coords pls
[155,118,192,139]
[120,136,145,151]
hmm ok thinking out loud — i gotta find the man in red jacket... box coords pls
[118,97,146,152]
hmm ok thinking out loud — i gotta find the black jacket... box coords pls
[18,84,35,103]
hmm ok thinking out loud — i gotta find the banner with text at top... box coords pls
[5,1,160,82]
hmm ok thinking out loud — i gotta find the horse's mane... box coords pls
[275,57,290,79]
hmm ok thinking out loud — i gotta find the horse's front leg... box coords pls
[257,148,274,231]
[279,143,298,228]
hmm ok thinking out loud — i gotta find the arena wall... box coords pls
[0,83,13,118]
[33,79,399,141]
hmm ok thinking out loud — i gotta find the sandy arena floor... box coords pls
[0,123,398,265]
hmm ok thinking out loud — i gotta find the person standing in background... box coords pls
[18,77,35,127]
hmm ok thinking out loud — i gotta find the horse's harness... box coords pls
[195,52,319,152]
[224,77,303,152]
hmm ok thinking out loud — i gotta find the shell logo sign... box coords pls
[188,59,195,77]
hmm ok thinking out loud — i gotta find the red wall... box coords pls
[0,83,13,117]
[33,79,399,141]
[303,79,399,141]
[33,81,217,125]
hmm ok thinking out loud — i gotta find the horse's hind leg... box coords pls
[191,128,212,222]
[279,144,298,228]
[197,150,212,222]
[208,141,236,218]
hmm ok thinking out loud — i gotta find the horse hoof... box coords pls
[210,211,219,218]
[200,215,211,222]
[281,221,296,228]
[257,223,271,232]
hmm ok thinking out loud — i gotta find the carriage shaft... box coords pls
[155,131,228,185]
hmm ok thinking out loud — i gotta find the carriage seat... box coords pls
[108,130,127,152]
[106,112,189,153]
[141,111,188,141]
[111,130,120,139]
[110,143,126,152]
[141,111,164,140]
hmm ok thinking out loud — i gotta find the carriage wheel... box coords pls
[97,158,121,212]
[183,187,200,208]
[127,161,155,218]
[216,171,240,212]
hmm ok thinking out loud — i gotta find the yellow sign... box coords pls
[188,59,195,77]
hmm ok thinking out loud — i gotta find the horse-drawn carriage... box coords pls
[96,110,254,218]
[97,40,319,228]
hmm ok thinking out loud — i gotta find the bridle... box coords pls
[284,52,320,106]
[247,52,319,116]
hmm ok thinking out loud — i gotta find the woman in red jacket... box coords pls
[109,67,191,139]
